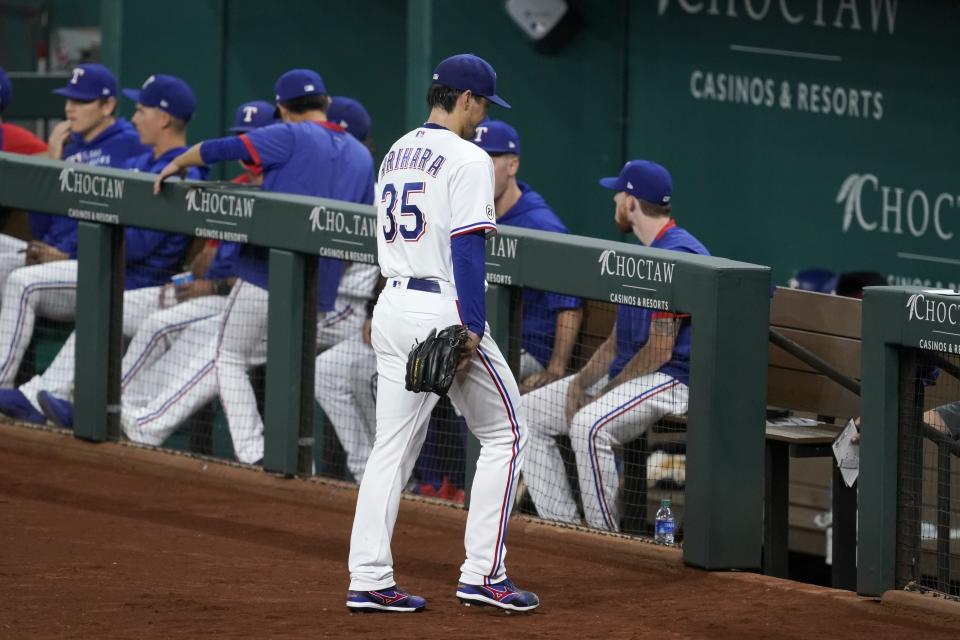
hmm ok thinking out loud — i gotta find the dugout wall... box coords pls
[0,151,770,570]
[860,286,960,598]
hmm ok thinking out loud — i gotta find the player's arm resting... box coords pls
[571,327,616,391]
[603,315,680,393]
[544,307,583,379]
[565,326,617,422]
[153,137,253,194]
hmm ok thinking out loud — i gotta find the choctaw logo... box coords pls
[905,293,960,325]
[837,173,957,240]
[310,206,377,237]
[58,167,125,200]
[185,189,254,218]
[598,249,675,283]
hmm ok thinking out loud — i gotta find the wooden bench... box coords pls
[764,286,862,589]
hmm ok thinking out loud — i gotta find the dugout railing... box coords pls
[860,286,960,598]
[0,151,771,570]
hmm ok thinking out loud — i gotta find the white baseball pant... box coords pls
[521,371,688,531]
[0,260,80,387]
[119,294,228,407]
[315,336,377,482]
[124,280,363,464]
[348,278,526,591]
[0,234,27,292]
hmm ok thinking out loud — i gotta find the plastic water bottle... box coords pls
[654,498,675,545]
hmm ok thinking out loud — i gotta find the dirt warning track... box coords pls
[1,422,957,639]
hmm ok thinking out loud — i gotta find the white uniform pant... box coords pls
[349,281,526,590]
[123,281,362,464]
[124,281,269,464]
[0,234,27,293]
[0,260,79,387]
[18,286,156,407]
[522,372,688,532]
[315,337,377,482]
[120,294,228,407]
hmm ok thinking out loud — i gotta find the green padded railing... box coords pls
[0,151,771,570]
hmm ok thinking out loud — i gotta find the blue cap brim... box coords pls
[52,87,102,101]
[121,88,141,102]
[228,125,254,133]
[598,176,623,190]
[487,94,511,109]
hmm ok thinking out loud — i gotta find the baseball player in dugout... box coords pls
[148,69,373,465]
[346,53,538,614]
[0,70,192,424]
[0,64,145,291]
[25,96,280,431]
[471,119,582,391]
[521,160,708,533]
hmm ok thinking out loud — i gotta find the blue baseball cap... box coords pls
[274,69,327,103]
[431,54,510,109]
[0,67,11,113]
[122,74,197,122]
[228,100,277,133]
[327,96,372,142]
[599,160,673,205]
[52,64,117,101]
[472,119,520,155]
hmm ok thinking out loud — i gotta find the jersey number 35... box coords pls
[382,182,426,243]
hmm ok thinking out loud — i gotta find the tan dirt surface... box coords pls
[1,422,958,639]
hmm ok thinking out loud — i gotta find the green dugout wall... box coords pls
[0,151,770,570]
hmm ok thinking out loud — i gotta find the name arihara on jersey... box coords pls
[375,123,496,284]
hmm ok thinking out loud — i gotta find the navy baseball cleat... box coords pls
[37,391,74,429]
[0,388,46,424]
[346,586,426,612]
[456,578,539,612]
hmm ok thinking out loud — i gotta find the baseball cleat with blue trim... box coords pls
[456,579,539,612]
[346,586,426,612]
[37,391,74,429]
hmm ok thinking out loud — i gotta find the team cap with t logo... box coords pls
[52,64,117,101]
[431,54,511,109]
[228,100,277,133]
[599,159,673,205]
[122,74,197,122]
[472,119,520,155]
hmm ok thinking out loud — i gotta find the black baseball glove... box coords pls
[405,324,470,396]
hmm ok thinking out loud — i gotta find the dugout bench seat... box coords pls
[764,286,861,589]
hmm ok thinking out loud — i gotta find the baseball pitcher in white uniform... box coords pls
[346,54,538,614]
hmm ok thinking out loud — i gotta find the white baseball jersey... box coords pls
[375,124,497,282]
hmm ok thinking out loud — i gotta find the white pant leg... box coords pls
[315,337,377,482]
[120,295,227,394]
[348,289,450,591]
[518,351,545,383]
[519,375,582,524]
[19,286,162,406]
[449,332,526,586]
[213,281,268,464]
[570,373,689,532]
[124,316,221,409]
[124,343,218,447]
[0,261,78,387]
[316,298,365,350]
[0,236,27,293]
[348,284,527,589]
